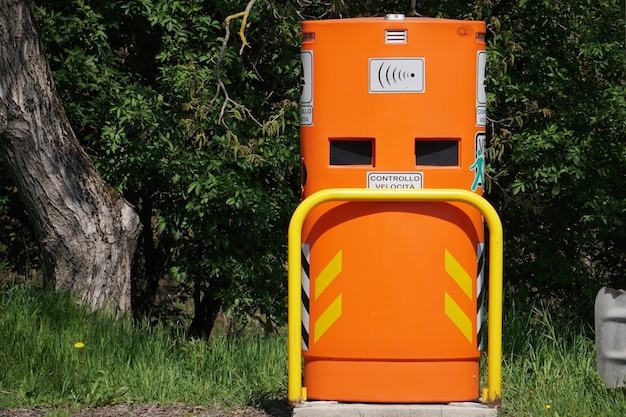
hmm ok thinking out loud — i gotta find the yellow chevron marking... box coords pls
[314,250,342,300]
[314,294,342,343]
[445,249,472,299]
[445,292,473,343]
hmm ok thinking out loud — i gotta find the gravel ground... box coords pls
[0,402,293,417]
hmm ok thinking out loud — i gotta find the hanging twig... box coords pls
[210,0,262,127]
[224,0,257,54]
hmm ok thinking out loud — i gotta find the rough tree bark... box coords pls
[0,0,142,314]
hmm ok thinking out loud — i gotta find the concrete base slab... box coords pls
[292,401,499,417]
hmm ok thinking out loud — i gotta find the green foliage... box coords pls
[0,163,39,279]
[483,0,626,312]
[32,0,302,333]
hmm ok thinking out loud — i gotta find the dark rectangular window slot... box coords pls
[415,139,459,166]
[330,139,373,165]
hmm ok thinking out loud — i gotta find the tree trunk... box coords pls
[188,286,222,339]
[0,0,142,315]
[131,191,173,319]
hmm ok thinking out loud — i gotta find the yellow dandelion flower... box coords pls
[74,342,85,348]
[546,404,551,410]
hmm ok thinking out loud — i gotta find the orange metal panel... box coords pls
[300,16,486,403]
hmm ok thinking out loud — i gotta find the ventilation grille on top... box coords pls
[385,29,407,44]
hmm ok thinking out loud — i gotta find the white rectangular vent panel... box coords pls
[385,29,407,44]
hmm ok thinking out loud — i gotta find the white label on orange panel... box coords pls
[369,58,425,93]
[476,106,487,126]
[476,51,487,126]
[300,51,313,126]
[476,51,487,105]
[367,172,424,189]
[300,105,313,126]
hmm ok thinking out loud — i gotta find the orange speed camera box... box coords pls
[299,16,487,403]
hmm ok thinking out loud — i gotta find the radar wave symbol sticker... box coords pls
[369,58,425,93]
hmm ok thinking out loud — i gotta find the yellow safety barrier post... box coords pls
[287,188,503,406]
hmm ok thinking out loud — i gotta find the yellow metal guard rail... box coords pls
[287,188,503,406]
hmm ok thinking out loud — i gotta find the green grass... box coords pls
[499,299,626,416]
[0,282,287,410]
[2,282,626,416]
